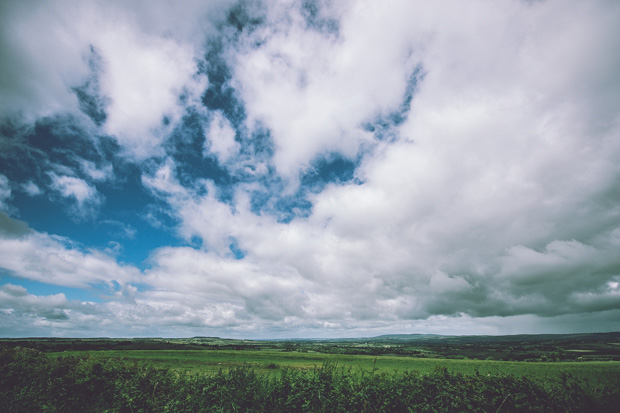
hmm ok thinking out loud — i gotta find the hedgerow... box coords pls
[1,346,618,412]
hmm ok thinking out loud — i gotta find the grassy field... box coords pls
[5,334,619,411]
[49,349,620,389]
[3,344,618,411]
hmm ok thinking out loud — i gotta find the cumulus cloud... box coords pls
[0,281,254,337]
[0,284,71,322]
[0,0,89,118]
[0,213,138,289]
[0,0,234,158]
[142,156,620,328]
[232,0,421,183]
[138,0,620,332]
[95,24,199,159]
[2,0,620,337]
[205,111,240,163]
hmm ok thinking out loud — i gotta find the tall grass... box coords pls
[2,346,619,412]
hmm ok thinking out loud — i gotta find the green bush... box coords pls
[1,345,618,412]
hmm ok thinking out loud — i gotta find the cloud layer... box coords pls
[1,0,620,338]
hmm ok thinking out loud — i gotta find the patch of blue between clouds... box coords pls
[0,114,183,269]
[0,115,119,205]
[200,3,260,129]
[27,115,108,174]
[0,114,108,209]
[228,237,246,259]
[246,174,314,224]
[166,106,236,195]
[240,122,276,164]
[195,10,284,213]
[301,153,359,191]
[244,153,359,224]
[274,195,313,223]
[225,2,265,39]
[96,164,181,267]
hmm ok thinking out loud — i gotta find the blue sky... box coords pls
[1,0,620,338]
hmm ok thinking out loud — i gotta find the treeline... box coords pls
[1,346,619,412]
[4,336,620,361]
[0,339,271,353]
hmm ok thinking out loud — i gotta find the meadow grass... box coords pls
[49,349,620,389]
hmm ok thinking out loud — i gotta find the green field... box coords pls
[4,342,620,412]
[49,349,620,389]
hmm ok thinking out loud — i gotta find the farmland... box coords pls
[2,333,620,411]
[43,349,620,389]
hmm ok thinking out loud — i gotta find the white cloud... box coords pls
[145,246,307,320]
[0,284,72,327]
[95,23,199,159]
[21,181,43,197]
[0,282,251,337]
[0,0,234,158]
[79,160,113,182]
[2,0,620,337]
[0,0,89,118]
[48,172,102,217]
[205,111,240,163]
[233,0,421,184]
[0,229,139,289]
[136,0,620,332]
[141,158,187,196]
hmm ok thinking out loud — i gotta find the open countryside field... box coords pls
[49,349,620,389]
[4,334,620,411]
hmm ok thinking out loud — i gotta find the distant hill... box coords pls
[357,332,620,345]
[366,334,447,341]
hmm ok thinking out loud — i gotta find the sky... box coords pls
[1,0,620,339]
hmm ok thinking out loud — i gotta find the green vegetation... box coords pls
[2,346,619,412]
[2,333,620,411]
[46,349,620,390]
[5,331,620,361]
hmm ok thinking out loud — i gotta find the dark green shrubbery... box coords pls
[1,346,618,412]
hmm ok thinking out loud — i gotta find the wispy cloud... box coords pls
[48,172,103,219]
[21,181,43,197]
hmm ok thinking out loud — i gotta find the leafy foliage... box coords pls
[1,346,619,412]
